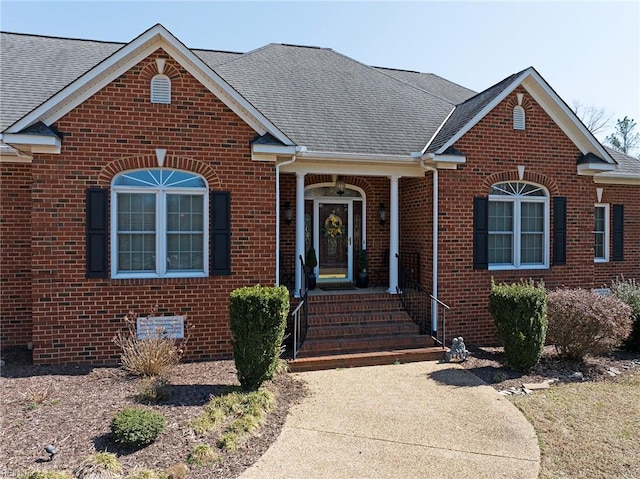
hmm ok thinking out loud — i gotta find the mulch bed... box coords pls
[460,345,640,391]
[0,347,307,478]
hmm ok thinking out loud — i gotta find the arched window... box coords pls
[488,181,548,269]
[513,105,525,130]
[151,74,171,104]
[111,169,208,278]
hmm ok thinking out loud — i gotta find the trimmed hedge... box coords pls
[547,288,633,360]
[110,407,166,447]
[610,277,640,352]
[229,285,289,390]
[488,279,547,370]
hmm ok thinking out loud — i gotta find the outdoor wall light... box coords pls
[378,203,387,225]
[283,202,293,225]
[335,176,346,195]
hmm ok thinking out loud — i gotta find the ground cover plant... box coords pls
[0,348,305,479]
[462,346,640,478]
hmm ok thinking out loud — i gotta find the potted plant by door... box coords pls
[356,249,369,288]
[306,247,318,290]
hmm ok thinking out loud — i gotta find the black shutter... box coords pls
[473,197,489,269]
[85,187,108,278]
[210,191,231,275]
[553,197,567,265]
[613,204,624,261]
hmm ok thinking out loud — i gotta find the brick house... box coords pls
[1,25,638,366]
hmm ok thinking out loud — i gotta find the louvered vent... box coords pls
[513,106,525,130]
[151,74,171,104]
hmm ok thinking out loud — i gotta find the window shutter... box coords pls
[473,197,488,269]
[553,197,567,265]
[210,191,231,275]
[85,187,108,278]
[613,204,624,261]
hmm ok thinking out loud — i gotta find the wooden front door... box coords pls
[317,202,350,281]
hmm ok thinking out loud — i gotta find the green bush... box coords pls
[75,452,122,479]
[229,285,289,390]
[488,279,547,370]
[547,288,633,360]
[610,276,640,352]
[18,472,73,479]
[110,407,166,447]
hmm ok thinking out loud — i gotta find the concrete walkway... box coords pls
[240,361,540,479]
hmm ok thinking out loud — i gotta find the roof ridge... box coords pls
[0,30,124,45]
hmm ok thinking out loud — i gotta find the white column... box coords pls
[294,172,306,297]
[431,169,439,334]
[387,175,400,294]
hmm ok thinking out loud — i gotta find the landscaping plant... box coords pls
[547,288,633,360]
[229,285,289,390]
[187,443,219,467]
[75,452,123,479]
[113,307,188,377]
[110,407,167,448]
[610,276,640,352]
[18,472,73,479]
[488,279,547,370]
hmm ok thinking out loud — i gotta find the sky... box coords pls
[1,1,639,142]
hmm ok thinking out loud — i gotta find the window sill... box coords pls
[488,264,549,271]
[594,258,609,264]
[111,272,208,280]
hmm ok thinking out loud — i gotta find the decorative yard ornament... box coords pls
[446,337,468,362]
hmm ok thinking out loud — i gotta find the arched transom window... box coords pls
[488,181,549,269]
[111,169,208,278]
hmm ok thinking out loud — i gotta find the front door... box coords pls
[317,202,350,281]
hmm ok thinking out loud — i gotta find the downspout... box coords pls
[420,160,439,336]
[275,155,297,285]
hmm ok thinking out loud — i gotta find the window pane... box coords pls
[167,233,204,271]
[489,233,513,264]
[521,233,543,264]
[118,233,155,271]
[521,202,544,232]
[594,233,605,258]
[594,206,606,259]
[489,202,513,232]
[166,194,204,271]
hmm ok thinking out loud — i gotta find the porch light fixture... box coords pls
[378,203,387,225]
[283,202,293,225]
[335,176,346,195]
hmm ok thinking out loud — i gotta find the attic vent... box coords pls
[151,74,171,104]
[513,105,525,130]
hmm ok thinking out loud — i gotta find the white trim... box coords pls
[577,161,617,175]
[1,133,61,154]
[593,176,640,185]
[5,24,293,147]
[298,149,414,163]
[594,203,609,263]
[421,106,456,154]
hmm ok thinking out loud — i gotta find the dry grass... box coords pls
[510,369,640,479]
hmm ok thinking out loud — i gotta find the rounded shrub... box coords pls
[229,285,289,390]
[488,279,547,370]
[110,407,166,447]
[547,288,633,360]
[610,276,640,352]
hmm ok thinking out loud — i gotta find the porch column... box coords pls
[387,175,400,294]
[294,172,306,298]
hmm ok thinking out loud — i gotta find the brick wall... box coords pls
[27,49,276,364]
[0,162,33,347]
[433,86,639,344]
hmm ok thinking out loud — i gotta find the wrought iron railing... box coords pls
[292,255,309,359]
[396,253,448,346]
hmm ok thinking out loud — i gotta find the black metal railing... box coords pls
[292,255,309,359]
[396,253,448,346]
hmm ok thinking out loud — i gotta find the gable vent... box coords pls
[513,105,525,130]
[151,74,171,104]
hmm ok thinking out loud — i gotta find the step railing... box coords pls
[396,253,448,346]
[292,255,309,359]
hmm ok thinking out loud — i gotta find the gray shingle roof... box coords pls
[601,147,640,178]
[426,71,523,153]
[213,44,454,155]
[375,67,476,105]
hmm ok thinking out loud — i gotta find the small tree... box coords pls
[229,285,289,390]
[610,277,640,352]
[488,279,547,370]
[606,116,640,157]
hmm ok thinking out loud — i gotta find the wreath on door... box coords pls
[323,211,344,238]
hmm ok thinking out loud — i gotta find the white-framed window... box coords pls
[513,105,525,130]
[151,74,171,104]
[111,169,208,278]
[594,203,609,262]
[488,181,549,270]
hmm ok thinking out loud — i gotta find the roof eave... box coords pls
[0,133,61,154]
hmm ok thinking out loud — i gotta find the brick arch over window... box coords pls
[480,170,559,196]
[505,92,533,113]
[97,155,222,189]
[138,51,182,82]
[304,174,376,200]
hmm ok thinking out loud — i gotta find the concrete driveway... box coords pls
[240,361,540,479]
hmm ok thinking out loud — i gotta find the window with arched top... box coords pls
[151,74,171,104]
[513,105,525,130]
[488,181,549,269]
[111,169,208,278]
